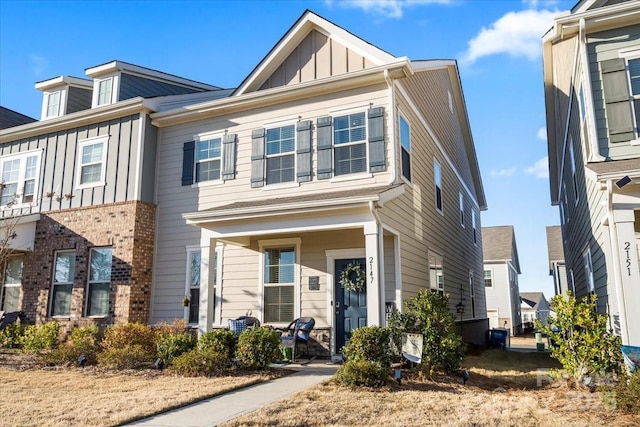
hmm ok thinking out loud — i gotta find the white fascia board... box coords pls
[35,76,93,91]
[410,60,456,71]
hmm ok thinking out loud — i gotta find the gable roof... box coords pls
[233,9,399,96]
[482,226,521,273]
[520,292,547,310]
[0,106,37,129]
[546,226,565,272]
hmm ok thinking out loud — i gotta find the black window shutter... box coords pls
[222,133,237,180]
[296,120,312,182]
[316,116,333,180]
[182,141,195,186]
[601,58,635,143]
[368,106,385,172]
[251,129,265,188]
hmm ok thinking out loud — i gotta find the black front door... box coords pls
[334,258,367,353]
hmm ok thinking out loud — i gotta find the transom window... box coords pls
[45,91,61,118]
[50,251,75,317]
[1,256,23,312]
[484,269,493,287]
[196,138,222,182]
[97,78,113,106]
[399,115,411,181]
[86,247,112,317]
[266,125,295,185]
[263,247,295,323]
[434,160,443,213]
[1,151,41,207]
[334,112,366,175]
[77,136,108,188]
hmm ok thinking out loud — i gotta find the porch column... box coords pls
[198,230,216,335]
[612,208,640,346]
[364,222,382,326]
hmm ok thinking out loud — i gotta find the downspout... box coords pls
[579,17,605,162]
[384,69,398,185]
[606,180,629,344]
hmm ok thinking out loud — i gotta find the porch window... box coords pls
[334,112,366,175]
[1,256,23,312]
[196,137,222,183]
[263,247,295,323]
[51,251,75,317]
[86,247,112,317]
[399,115,411,181]
[484,269,492,287]
[434,159,443,214]
[266,125,295,185]
[0,150,41,206]
[428,251,444,296]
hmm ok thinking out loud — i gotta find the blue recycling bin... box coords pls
[489,329,508,350]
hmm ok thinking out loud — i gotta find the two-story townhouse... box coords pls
[482,226,522,335]
[149,10,488,357]
[0,61,223,331]
[543,0,640,345]
[546,225,569,296]
[520,292,552,330]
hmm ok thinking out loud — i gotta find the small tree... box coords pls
[537,292,622,384]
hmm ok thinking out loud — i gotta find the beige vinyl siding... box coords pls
[383,234,396,302]
[587,24,640,158]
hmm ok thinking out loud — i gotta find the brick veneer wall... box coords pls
[19,201,155,331]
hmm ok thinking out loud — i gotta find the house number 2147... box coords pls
[624,242,631,276]
[369,257,375,283]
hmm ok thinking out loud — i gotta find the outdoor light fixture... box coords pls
[456,302,465,313]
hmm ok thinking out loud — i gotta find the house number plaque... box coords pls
[308,276,320,290]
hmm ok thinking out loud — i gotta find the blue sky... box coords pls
[0,0,576,297]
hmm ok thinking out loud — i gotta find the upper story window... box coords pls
[1,150,42,207]
[472,210,477,245]
[45,91,61,118]
[434,159,443,214]
[334,112,367,176]
[399,115,411,182]
[76,136,108,189]
[629,58,640,137]
[484,269,493,287]
[97,78,114,106]
[569,137,578,205]
[196,137,222,183]
[266,125,295,185]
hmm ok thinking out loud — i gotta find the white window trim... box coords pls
[0,149,43,209]
[622,54,640,142]
[434,158,443,215]
[258,237,301,326]
[185,246,202,325]
[43,90,62,119]
[428,251,444,296]
[469,271,476,319]
[264,121,297,187]
[582,245,595,293]
[94,76,117,107]
[472,210,477,246]
[85,247,112,318]
[332,109,369,177]
[1,255,23,312]
[459,192,465,228]
[192,131,225,187]
[49,250,75,318]
[398,112,412,184]
[569,136,579,205]
[75,135,109,190]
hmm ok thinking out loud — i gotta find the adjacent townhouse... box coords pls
[520,292,552,331]
[0,107,36,130]
[482,226,522,335]
[546,225,569,296]
[149,10,488,355]
[543,0,640,345]
[0,61,223,330]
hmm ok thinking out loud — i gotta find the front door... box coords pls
[334,258,367,353]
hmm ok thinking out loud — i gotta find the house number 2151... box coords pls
[624,242,631,276]
[369,257,375,283]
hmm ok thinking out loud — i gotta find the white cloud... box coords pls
[537,127,547,141]
[490,167,517,177]
[461,9,558,64]
[29,54,49,77]
[524,157,549,179]
[324,0,451,19]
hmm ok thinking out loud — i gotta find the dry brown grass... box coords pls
[0,351,286,427]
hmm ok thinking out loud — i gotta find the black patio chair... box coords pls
[279,317,315,362]
[0,311,23,330]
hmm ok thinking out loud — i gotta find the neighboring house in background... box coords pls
[546,225,569,296]
[520,292,552,331]
[543,0,640,345]
[482,226,522,336]
[0,107,36,129]
[150,10,488,355]
[0,61,223,330]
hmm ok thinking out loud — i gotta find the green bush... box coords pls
[98,344,153,369]
[157,332,196,365]
[171,348,230,377]
[387,290,465,375]
[40,325,101,366]
[101,323,156,357]
[342,326,392,367]
[199,329,238,359]
[236,327,281,369]
[21,321,60,353]
[335,360,389,388]
[616,370,640,414]
[537,292,622,384]
[0,323,25,349]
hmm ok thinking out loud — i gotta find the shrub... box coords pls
[40,325,101,366]
[342,326,392,367]
[537,292,622,384]
[236,327,281,369]
[101,323,156,356]
[616,370,640,414]
[199,329,238,359]
[98,344,153,369]
[335,360,389,388]
[21,321,60,353]
[0,323,25,349]
[171,348,230,377]
[156,332,196,365]
[387,290,465,375]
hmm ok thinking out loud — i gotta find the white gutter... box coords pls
[384,69,398,185]
[606,179,629,345]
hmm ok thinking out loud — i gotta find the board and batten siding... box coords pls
[0,113,148,218]
[587,24,640,159]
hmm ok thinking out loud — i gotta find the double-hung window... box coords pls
[196,137,222,183]
[261,240,298,324]
[45,91,61,118]
[484,269,493,287]
[51,251,75,317]
[97,78,113,106]
[434,160,443,213]
[399,115,411,181]
[1,256,23,312]
[86,247,112,317]
[628,58,640,136]
[1,151,41,207]
[334,112,367,175]
[77,136,108,188]
[266,125,295,185]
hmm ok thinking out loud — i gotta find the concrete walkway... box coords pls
[124,362,338,427]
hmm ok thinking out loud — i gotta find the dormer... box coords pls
[85,60,220,108]
[34,76,93,120]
